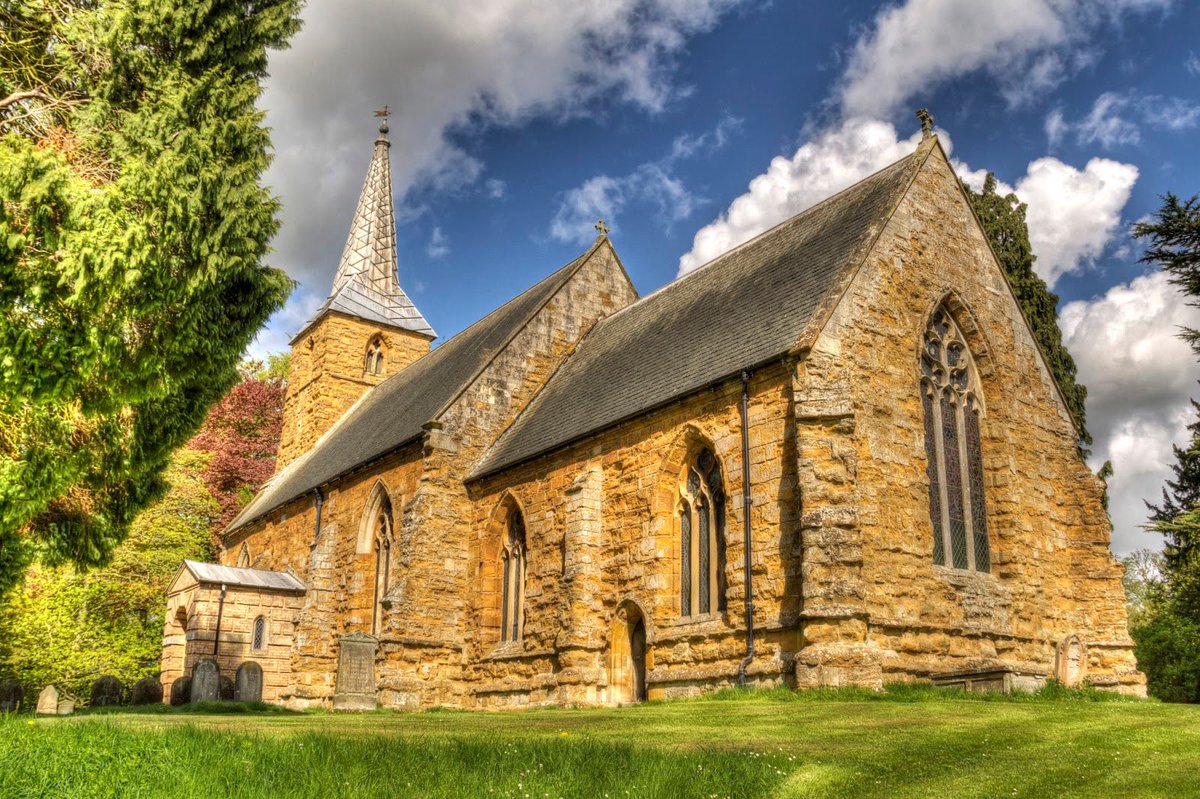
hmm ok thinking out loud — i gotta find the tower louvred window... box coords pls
[921,305,990,572]
[679,447,727,616]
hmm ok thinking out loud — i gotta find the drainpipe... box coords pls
[313,488,324,544]
[737,371,756,687]
[212,583,227,657]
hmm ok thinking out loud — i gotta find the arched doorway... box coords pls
[608,601,648,704]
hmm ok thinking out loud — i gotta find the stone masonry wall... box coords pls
[466,362,800,707]
[794,141,1143,694]
[278,314,432,467]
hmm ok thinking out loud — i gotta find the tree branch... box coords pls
[0,89,54,111]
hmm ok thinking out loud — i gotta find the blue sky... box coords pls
[252,0,1200,554]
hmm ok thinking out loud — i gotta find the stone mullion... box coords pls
[931,388,954,566]
[706,491,719,614]
[689,501,700,616]
[956,397,978,571]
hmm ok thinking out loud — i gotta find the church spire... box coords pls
[294,111,435,342]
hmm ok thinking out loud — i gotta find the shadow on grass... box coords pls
[691,680,1145,705]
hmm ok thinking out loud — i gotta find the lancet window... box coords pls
[500,511,526,642]
[365,336,384,375]
[679,447,727,616]
[371,496,393,635]
[921,305,990,572]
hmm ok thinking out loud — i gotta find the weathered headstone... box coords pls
[189,658,220,703]
[90,675,124,707]
[0,679,24,713]
[235,662,263,703]
[333,632,378,711]
[169,676,192,707]
[36,685,58,715]
[131,677,163,706]
[56,698,75,715]
[218,675,235,701]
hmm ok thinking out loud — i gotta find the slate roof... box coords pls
[227,245,603,532]
[177,560,306,593]
[471,147,925,479]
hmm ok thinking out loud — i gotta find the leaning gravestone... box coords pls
[235,662,264,703]
[90,675,123,707]
[36,685,58,715]
[0,680,24,713]
[189,658,220,703]
[169,676,192,707]
[218,675,235,701]
[131,677,163,706]
[333,632,378,711]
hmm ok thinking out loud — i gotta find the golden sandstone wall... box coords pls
[279,314,432,467]
[793,142,1143,694]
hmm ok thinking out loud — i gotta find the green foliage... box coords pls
[1134,193,1200,354]
[963,174,1091,451]
[0,0,301,598]
[1121,548,1165,627]
[0,450,215,700]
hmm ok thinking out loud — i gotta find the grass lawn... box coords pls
[1,686,1198,799]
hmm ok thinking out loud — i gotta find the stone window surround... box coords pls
[920,303,992,573]
[364,335,385,376]
[500,510,527,643]
[677,447,728,618]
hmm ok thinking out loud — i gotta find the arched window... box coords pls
[921,305,990,572]
[365,336,384,376]
[371,496,393,636]
[679,447,727,616]
[251,616,266,652]
[500,511,526,642]
[236,543,251,569]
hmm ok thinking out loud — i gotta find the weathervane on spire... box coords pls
[916,107,934,139]
[375,105,391,136]
[595,219,610,236]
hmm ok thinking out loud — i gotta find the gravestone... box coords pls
[333,632,378,711]
[36,685,58,715]
[218,676,235,701]
[131,677,163,706]
[90,675,123,707]
[235,661,263,703]
[56,698,75,715]
[189,658,220,703]
[0,680,24,713]
[169,676,192,707]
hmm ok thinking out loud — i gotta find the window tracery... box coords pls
[500,511,526,642]
[921,305,990,572]
[679,447,727,616]
[365,336,384,375]
[371,496,393,635]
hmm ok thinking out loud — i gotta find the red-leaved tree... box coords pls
[189,366,286,531]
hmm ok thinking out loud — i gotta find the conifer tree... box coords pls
[0,0,301,597]
[963,174,1090,451]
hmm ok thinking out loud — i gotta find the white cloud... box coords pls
[1012,157,1139,285]
[1188,51,1200,76]
[678,118,926,274]
[1060,271,1200,553]
[1074,92,1142,148]
[837,0,1171,119]
[1045,91,1200,149]
[261,0,744,294]
[550,115,740,245]
[484,178,507,200]
[426,226,450,259]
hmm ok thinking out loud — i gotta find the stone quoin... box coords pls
[159,113,1144,707]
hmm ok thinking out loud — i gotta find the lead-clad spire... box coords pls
[295,112,435,342]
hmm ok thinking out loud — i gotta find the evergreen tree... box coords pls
[964,174,1091,451]
[0,0,301,596]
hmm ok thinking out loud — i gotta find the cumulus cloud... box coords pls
[550,115,740,245]
[260,0,743,299]
[678,118,926,273]
[484,178,507,200]
[1060,272,1200,553]
[837,0,1171,118]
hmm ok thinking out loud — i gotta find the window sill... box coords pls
[933,564,1002,587]
[668,612,731,634]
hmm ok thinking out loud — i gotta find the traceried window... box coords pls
[365,336,384,376]
[236,543,251,568]
[371,496,393,636]
[500,511,526,642]
[679,447,728,616]
[251,616,266,652]
[921,305,990,572]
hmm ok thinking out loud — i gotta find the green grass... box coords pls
[2,686,1198,798]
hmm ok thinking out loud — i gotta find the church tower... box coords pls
[277,116,435,468]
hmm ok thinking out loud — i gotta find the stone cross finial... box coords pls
[594,219,610,236]
[917,108,934,138]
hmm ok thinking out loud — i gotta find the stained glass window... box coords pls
[680,448,727,616]
[920,306,990,572]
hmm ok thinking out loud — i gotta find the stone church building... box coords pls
[160,115,1144,708]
